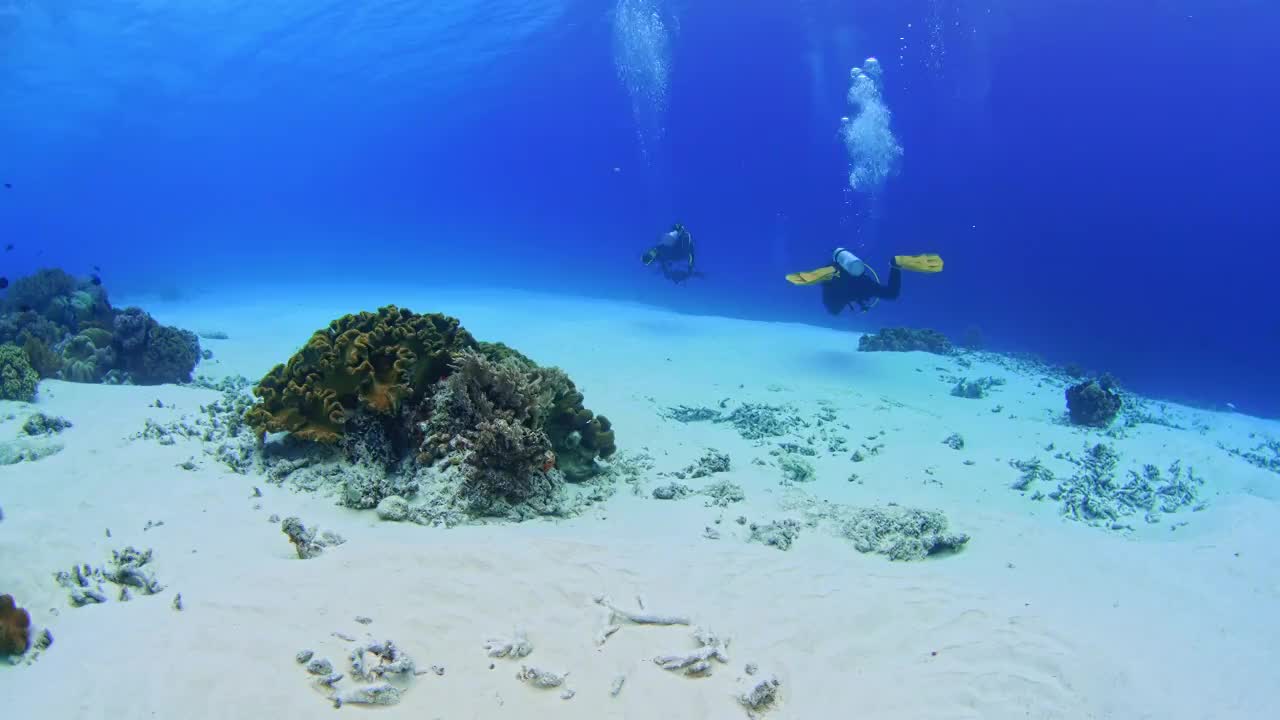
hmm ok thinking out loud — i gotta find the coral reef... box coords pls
[857,327,953,354]
[245,307,616,521]
[0,344,39,401]
[0,270,200,386]
[1,594,30,656]
[1066,375,1123,427]
[21,336,61,378]
[6,269,77,315]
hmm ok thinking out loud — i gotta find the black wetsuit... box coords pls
[821,264,901,314]
[645,225,697,283]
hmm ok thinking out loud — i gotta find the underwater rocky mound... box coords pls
[244,305,617,521]
[0,268,201,388]
[857,327,953,355]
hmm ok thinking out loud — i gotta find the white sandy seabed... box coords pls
[1,286,1278,720]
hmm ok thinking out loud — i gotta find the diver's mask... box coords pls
[833,248,866,277]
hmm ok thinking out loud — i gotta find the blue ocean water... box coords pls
[1,0,1277,414]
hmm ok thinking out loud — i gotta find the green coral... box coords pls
[0,344,39,402]
[246,305,477,443]
[79,327,113,349]
[21,337,62,379]
[61,334,114,383]
[134,325,199,385]
[6,269,75,314]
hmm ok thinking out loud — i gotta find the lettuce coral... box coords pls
[246,306,616,491]
[247,306,476,443]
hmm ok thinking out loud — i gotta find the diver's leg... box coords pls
[821,280,848,314]
[879,266,902,299]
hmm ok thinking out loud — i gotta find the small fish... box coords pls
[3,243,12,251]
[90,274,102,286]
[0,277,7,289]
[92,264,101,272]
[2,183,10,189]
[18,304,32,312]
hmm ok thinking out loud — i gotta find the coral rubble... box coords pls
[282,517,345,559]
[838,506,969,560]
[53,546,165,606]
[1045,444,1205,528]
[654,627,730,677]
[748,519,802,551]
[950,376,1005,399]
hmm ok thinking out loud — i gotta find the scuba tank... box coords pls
[832,247,866,277]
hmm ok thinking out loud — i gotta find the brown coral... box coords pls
[246,306,476,443]
[422,347,614,483]
[0,593,31,656]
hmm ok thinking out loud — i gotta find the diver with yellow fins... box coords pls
[642,223,701,284]
[786,248,943,314]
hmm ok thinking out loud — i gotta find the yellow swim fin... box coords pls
[785,265,839,286]
[894,254,944,273]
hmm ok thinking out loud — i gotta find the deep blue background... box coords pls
[1,1,1277,414]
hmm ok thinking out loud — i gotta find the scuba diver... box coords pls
[642,223,701,284]
[786,248,943,314]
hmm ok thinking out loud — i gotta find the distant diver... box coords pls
[786,248,942,314]
[642,223,701,284]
